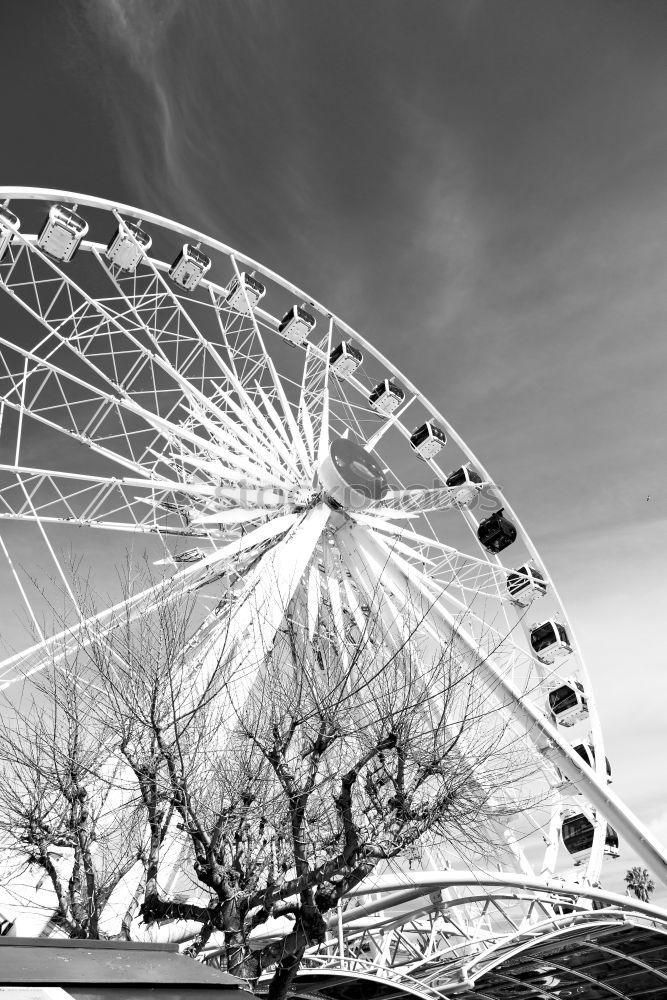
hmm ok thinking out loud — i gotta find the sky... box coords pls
[2,0,666,899]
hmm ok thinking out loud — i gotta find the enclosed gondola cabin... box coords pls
[278,305,316,347]
[225,271,265,313]
[330,340,363,378]
[446,466,483,508]
[530,619,573,663]
[369,379,405,416]
[410,421,447,459]
[547,678,588,726]
[573,742,612,781]
[506,563,547,606]
[0,205,20,261]
[477,508,517,553]
[105,221,152,273]
[169,244,211,291]
[561,813,619,858]
[37,204,88,262]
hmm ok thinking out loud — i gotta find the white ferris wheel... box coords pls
[0,189,665,978]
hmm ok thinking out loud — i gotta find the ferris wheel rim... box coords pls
[0,189,610,814]
[0,188,605,749]
[0,185,647,886]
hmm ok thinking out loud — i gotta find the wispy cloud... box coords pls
[88,0,182,70]
[85,0,216,230]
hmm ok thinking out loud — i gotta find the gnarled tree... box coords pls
[121,580,538,1000]
[0,564,537,998]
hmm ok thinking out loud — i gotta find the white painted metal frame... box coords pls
[0,190,664,968]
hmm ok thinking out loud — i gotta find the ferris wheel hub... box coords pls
[318,436,388,511]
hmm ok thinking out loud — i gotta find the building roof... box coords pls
[0,937,250,992]
[457,917,667,999]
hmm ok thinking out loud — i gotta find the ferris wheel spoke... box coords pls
[368,526,494,624]
[208,252,313,476]
[321,544,351,675]
[263,356,312,477]
[1,234,293,489]
[191,507,287,527]
[196,384,301,481]
[90,246,209,404]
[182,395,293,488]
[297,352,318,464]
[300,330,338,454]
[332,516,667,884]
[106,212,233,386]
[207,283,242,383]
[334,529,410,649]
[0,510,299,690]
[0,318,248,483]
[209,289,269,390]
[0,343,164,478]
[102,231,297,477]
[374,520,544,684]
[226,253,289,388]
[341,576,370,641]
[362,527,437,568]
[190,358,303,480]
[364,483,497,517]
[0,463,233,537]
[252,381,300,456]
[0,555,209,689]
[118,396,291,490]
[353,511,421,528]
[212,254,314,476]
[168,448,284,491]
[316,321,334,467]
[337,522,525,697]
[186,504,331,706]
[366,525,542,693]
[305,560,321,640]
[355,517,518,605]
[86,292,233,478]
[0,512,200,538]
[327,372,375,447]
[0,234,186,427]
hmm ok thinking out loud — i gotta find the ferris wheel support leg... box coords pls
[334,529,416,651]
[336,521,667,887]
[0,514,295,689]
[140,506,331,898]
[187,504,331,712]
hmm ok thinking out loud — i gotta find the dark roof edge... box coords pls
[0,937,179,952]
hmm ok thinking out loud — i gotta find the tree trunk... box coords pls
[121,866,147,940]
[222,898,257,982]
[266,946,306,1000]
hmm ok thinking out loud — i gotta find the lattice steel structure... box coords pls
[0,189,665,997]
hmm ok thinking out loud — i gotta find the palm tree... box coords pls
[624,866,655,903]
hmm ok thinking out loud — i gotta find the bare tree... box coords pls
[0,650,146,938]
[0,561,537,997]
[0,561,206,939]
[121,578,538,1000]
